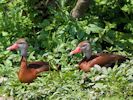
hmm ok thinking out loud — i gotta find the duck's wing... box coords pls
[28,61,49,69]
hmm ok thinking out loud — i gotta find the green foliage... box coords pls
[0,0,133,99]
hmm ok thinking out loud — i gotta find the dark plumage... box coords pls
[7,38,50,83]
[70,41,128,72]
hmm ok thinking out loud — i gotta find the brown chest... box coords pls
[18,69,37,83]
[79,61,92,72]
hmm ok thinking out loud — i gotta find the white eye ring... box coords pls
[82,45,86,47]
[81,45,87,50]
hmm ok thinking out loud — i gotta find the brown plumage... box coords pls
[7,38,50,83]
[70,41,128,72]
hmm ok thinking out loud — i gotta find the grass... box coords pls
[0,53,133,99]
[0,0,133,99]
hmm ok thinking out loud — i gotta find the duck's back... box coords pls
[79,53,127,72]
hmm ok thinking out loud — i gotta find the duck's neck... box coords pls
[84,48,92,59]
[20,48,27,57]
[19,56,27,74]
[20,48,27,70]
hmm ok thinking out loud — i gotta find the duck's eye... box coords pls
[19,42,25,44]
[19,43,23,44]
[82,44,86,48]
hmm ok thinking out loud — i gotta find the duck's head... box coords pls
[7,38,28,56]
[70,41,92,58]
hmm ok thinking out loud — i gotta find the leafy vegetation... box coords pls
[0,0,133,99]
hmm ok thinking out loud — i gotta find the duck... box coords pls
[70,41,128,72]
[6,38,50,83]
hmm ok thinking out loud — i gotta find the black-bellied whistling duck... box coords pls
[70,41,128,72]
[6,38,50,83]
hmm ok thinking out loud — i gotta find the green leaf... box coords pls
[86,24,103,34]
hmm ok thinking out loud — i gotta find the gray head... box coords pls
[7,38,28,57]
[70,41,92,59]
